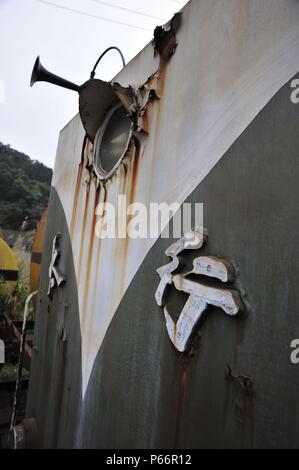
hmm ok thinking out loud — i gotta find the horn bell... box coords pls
[30,56,80,93]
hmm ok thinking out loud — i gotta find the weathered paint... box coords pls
[50,0,299,395]
[27,0,299,449]
[77,73,299,449]
[27,189,82,449]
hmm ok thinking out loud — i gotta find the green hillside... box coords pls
[0,142,52,230]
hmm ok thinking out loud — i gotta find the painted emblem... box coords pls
[155,230,246,352]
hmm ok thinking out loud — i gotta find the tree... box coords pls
[0,142,52,230]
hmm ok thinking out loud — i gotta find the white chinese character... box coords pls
[156,230,246,352]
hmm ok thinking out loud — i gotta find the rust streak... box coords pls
[82,181,103,327]
[174,354,190,448]
[90,185,108,314]
[77,179,91,283]
[70,162,84,239]
[129,139,141,206]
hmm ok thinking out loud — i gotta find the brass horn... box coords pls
[30,56,80,93]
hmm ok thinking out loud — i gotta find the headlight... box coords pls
[94,104,133,180]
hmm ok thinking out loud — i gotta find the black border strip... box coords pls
[0,270,18,281]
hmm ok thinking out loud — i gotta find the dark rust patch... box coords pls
[174,353,191,448]
[129,138,141,206]
[226,365,254,446]
[153,13,182,62]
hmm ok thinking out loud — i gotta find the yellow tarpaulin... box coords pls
[30,208,47,295]
[0,237,18,290]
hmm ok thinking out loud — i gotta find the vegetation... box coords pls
[0,280,34,321]
[0,364,30,383]
[0,142,52,230]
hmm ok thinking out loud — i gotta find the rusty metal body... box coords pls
[26,0,299,449]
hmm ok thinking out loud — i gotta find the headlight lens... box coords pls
[95,105,132,177]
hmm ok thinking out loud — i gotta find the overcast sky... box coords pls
[0,0,187,168]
